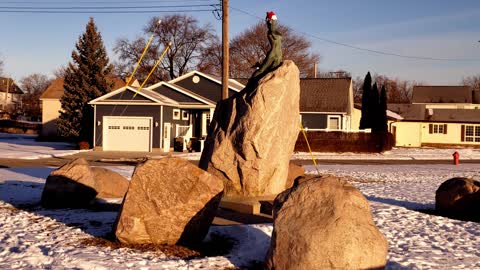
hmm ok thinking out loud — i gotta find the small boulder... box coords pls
[265,176,388,270]
[114,158,224,247]
[436,177,480,219]
[285,162,305,189]
[41,158,97,208]
[91,167,129,198]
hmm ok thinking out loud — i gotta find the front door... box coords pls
[163,122,171,152]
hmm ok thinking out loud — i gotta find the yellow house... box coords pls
[40,77,125,137]
[389,86,480,147]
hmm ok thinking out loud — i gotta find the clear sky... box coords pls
[0,0,479,85]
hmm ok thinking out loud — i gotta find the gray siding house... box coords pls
[89,71,244,152]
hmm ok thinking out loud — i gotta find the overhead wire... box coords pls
[230,6,480,62]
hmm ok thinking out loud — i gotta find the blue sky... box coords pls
[1,0,479,84]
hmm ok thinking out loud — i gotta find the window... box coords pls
[122,126,134,130]
[182,110,189,120]
[138,126,150,131]
[429,124,447,134]
[206,113,211,129]
[462,125,480,142]
[173,109,180,120]
[327,116,341,130]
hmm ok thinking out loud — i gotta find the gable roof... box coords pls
[300,78,352,112]
[0,77,23,94]
[388,103,480,123]
[169,70,245,91]
[412,86,472,104]
[147,81,215,106]
[40,77,64,99]
[89,86,178,105]
[40,77,126,100]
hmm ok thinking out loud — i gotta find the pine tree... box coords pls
[370,82,380,132]
[378,85,388,132]
[57,17,113,146]
[359,72,372,129]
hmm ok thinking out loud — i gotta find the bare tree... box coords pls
[353,73,419,104]
[114,14,215,83]
[20,73,52,120]
[462,75,480,91]
[199,22,320,78]
[0,57,4,76]
[53,65,68,78]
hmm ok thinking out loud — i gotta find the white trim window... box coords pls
[173,109,180,120]
[181,110,189,121]
[464,125,480,142]
[327,115,341,130]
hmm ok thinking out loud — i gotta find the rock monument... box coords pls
[265,176,388,270]
[199,12,300,197]
[114,158,224,247]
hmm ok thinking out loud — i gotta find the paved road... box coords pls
[1,150,480,168]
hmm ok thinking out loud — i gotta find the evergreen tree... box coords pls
[378,85,388,132]
[369,82,380,132]
[58,18,113,146]
[359,72,372,129]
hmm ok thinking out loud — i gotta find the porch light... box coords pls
[97,121,101,126]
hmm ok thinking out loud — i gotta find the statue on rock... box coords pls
[251,11,283,81]
[199,11,301,197]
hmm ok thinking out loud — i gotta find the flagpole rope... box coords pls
[299,121,320,175]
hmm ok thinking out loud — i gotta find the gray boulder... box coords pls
[436,177,480,218]
[265,176,388,270]
[114,158,224,247]
[91,167,129,198]
[41,158,97,208]
[199,60,300,196]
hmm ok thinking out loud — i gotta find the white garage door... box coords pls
[103,116,152,152]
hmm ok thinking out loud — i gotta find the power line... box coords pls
[0,4,218,9]
[230,6,480,62]
[0,9,215,13]
[0,0,214,3]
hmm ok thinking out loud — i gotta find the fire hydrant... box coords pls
[452,151,460,165]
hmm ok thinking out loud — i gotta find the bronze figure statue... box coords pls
[251,11,283,80]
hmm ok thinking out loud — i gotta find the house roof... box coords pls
[169,71,245,91]
[412,86,472,104]
[388,103,480,123]
[300,78,352,112]
[89,86,178,105]
[147,81,215,106]
[40,77,126,100]
[0,77,23,94]
[40,78,64,99]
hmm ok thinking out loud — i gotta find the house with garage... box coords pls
[89,71,244,152]
[389,85,480,147]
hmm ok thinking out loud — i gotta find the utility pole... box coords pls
[221,0,229,100]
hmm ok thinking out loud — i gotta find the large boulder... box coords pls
[265,176,388,270]
[41,158,97,208]
[436,177,480,219]
[114,158,224,247]
[199,60,300,196]
[91,167,129,198]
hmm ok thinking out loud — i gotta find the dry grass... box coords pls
[79,232,236,259]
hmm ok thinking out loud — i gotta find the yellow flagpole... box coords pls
[125,34,154,87]
[299,122,320,175]
[133,42,172,97]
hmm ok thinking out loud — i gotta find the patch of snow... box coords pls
[0,165,479,269]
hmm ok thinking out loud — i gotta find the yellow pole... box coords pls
[133,42,172,97]
[299,122,320,175]
[125,34,154,87]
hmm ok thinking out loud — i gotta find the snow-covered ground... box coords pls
[1,165,479,269]
[0,133,84,159]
